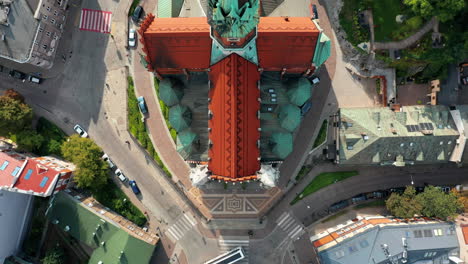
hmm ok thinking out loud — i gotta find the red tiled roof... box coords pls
[257,17,320,71]
[13,159,60,194]
[0,152,23,187]
[462,226,468,245]
[140,17,211,70]
[208,54,260,180]
[0,152,72,196]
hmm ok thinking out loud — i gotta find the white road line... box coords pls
[281,217,295,230]
[183,214,197,226]
[290,227,303,239]
[178,217,192,230]
[79,10,84,29]
[287,226,302,238]
[219,240,249,243]
[167,228,180,241]
[104,13,110,32]
[276,212,289,225]
[170,225,184,239]
[106,13,112,33]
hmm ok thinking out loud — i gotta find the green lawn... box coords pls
[291,171,359,204]
[313,120,328,148]
[372,0,404,41]
[295,166,312,181]
[127,76,172,177]
[153,77,177,143]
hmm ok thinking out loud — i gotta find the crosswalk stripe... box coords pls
[183,214,197,226]
[281,217,295,230]
[178,218,192,230]
[167,228,180,240]
[288,226,302,238]
[79,9,112,34]
[276,212,289,225]
[290,226,303,239]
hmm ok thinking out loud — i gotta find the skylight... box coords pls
[39,177,49,188]
[24,169,33,180]
[0,161,9,170]
[11,166,21,177]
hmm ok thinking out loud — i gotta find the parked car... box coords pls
[115,169,127,182]
[27,75,42,84]
[129,180,141,194]
[330,200,349,212]
[102,153,115,169]
[311,76,320,84]
[132,6,143,22]
[312,4,318,19]
[9,70,26,80]
[73,124,88,138]
[128,29,136,47]
[351,194,367,204]
[301,101,312,116]
[137,96,148,114]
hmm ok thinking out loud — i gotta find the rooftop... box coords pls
[0,151,74,196]
[46,191,157,264]
[0,0,39,62]
[338,105,460,165]
[312,216,460,264]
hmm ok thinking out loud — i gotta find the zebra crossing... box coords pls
[165,213,197,242]
[218,238,249,263]
[79,8,112,34]
[276,212,305,240]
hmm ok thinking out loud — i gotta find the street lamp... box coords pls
[307,205,311,209]
[410,175,414,185]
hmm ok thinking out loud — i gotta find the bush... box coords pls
[128,0,140,17]
[313,120,328,148]
[127,76,172,178]
[36,117,67,156]
[93,181,147,226]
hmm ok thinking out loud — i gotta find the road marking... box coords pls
[165,214,198,242]
[276,212,289,226]
[79,9,112,34]
[218,239,249,263]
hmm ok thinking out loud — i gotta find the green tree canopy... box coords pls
[403,0,466,22]
[0,93,33,136]
[15,129,44,152]
[416,186,462,220]
[61,135,109,190]
[386,186,422,218]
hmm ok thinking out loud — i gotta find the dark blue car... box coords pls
[129,180,141,195]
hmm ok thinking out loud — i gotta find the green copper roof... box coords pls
[287,78,312,106]
[158,78,184,107]
[279,104,301,132]
[208,0,260,39]
[157,0,184,17]
[338,106,460,166]
[169,104,192,132]
[211,38,258,65]
[177,129,199,159]
[46,192,155,264]
[312,32,331,68]
[270,132,293,159]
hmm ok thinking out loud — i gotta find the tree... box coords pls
[386,186,422,218]
[15,129,44,152]
[41,246,65,264]
[4,89,25,102]
[416,186,462,220]
[403,0,465,22]
[61,135,109,190]
[0,94,33,136]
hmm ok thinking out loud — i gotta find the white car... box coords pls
[311,77,320,84]
[102,153,115,169]
[115,169,127,182]
[73,124,88,138]
[128,29,136,47]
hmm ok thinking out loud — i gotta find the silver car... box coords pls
[73,124,88,138]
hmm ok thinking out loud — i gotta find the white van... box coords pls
[115,169,127,182]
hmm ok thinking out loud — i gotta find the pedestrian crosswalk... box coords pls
[79,8,112,34]
[218,238,249,263]
[165,213,197,242]
[276,212,305,240]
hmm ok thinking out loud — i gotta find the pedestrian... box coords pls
[125,140,129,144]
